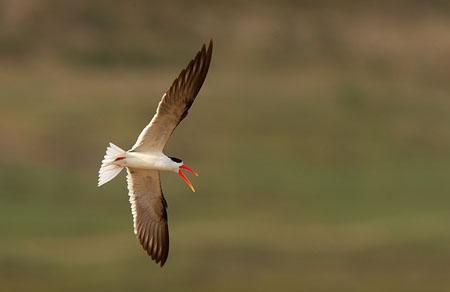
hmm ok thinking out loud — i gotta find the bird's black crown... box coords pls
[169,157,182,163]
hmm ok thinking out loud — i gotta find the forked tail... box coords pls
[98,143,126,186]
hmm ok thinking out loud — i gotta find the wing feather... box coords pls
[131,40,213,152]
[126,168,169,266]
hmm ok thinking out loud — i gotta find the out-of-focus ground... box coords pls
[1,1,450,291]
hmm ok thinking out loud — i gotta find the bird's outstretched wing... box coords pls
[126,168,169,266]
[131,40,213,152]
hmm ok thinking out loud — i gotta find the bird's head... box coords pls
[169,157,198,192]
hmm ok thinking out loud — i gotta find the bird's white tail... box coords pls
[98,143,126,186]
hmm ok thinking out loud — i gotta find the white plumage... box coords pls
[98,143,126,186]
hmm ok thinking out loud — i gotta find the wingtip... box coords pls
[200,39,213,55]
[207,39,213,53]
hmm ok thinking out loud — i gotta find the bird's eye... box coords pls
[169,157,182,163]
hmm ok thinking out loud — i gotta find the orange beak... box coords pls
[178,164,199,192]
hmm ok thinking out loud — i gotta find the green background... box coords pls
[1,1,450,291]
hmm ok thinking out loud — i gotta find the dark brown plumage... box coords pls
[131,40,213,152]
[127,168,169,266]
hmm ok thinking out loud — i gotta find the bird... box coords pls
[98,40,213,267]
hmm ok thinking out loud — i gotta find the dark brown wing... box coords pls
[126,168,169,266]
[131,40,213,152]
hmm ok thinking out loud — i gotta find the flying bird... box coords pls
[98,41,213,267]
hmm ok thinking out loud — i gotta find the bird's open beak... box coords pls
[178,164,199,192]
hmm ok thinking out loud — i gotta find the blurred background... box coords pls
[1,0,450,291]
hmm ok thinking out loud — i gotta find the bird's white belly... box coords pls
[119,152,177,172]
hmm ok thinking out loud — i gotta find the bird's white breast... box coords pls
[118,151,178,173]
